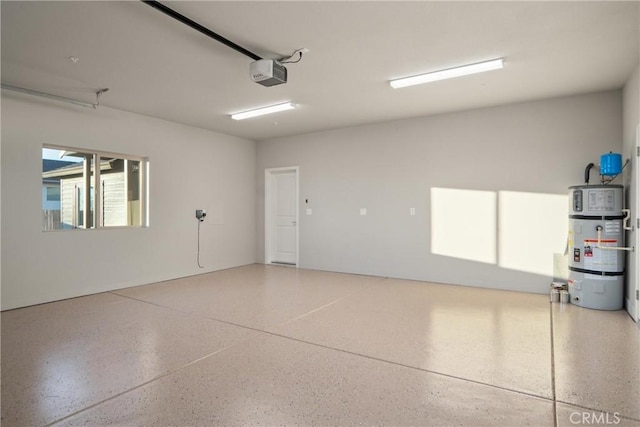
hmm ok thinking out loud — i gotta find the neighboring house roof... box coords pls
[42,159,77,184]
[43,159,76,173]
[42,158,123,180]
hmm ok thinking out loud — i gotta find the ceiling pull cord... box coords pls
[95,88,109,107]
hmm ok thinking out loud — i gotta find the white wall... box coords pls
[623,65,639,321]
[257,91,622,294]
[1,94,256,310]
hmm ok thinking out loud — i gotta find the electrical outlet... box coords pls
[195,209,207,221]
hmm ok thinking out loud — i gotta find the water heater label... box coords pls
[587,190,615,212]
[572,190,582,212]
[604,221,621,235]
[583,239,618,272]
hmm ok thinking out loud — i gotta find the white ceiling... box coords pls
[2,1,638,141]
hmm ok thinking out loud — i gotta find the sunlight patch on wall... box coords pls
[430,188,568,276]
[498,191,568,276]
[430,187,497,264]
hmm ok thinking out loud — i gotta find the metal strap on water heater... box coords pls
[568,266,623,276]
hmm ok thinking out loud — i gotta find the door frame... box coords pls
[265,166,299,267]
[636,125,640,322]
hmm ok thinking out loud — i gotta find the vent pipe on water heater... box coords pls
[584,163,594,184]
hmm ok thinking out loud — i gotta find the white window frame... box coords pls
[43,144,149,230]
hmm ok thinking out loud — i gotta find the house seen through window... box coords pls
[42,146,148,230]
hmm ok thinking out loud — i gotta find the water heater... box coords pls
[567,185,625,310]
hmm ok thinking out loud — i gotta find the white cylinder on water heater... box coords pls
[567,185,625,310]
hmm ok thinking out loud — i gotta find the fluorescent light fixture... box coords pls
[390,58,504,89]
[230,102,296,120]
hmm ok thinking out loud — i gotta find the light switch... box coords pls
[306,208,312,215]
[360,208,367,216]
[410,208,416,216]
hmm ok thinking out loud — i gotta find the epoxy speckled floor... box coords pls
[1,264,638,426]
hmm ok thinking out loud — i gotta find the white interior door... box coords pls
[266,168,298,265]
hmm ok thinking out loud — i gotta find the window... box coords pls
[42,146,148,231]
[45,186,60,201]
